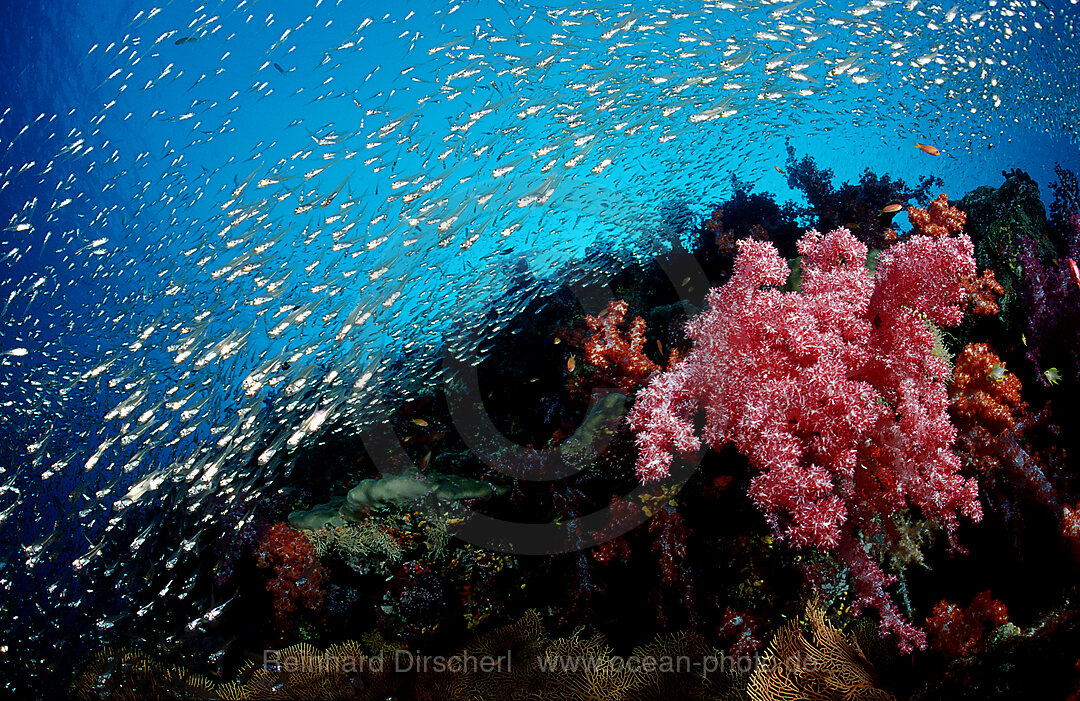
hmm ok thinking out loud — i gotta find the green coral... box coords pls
[306,522,404,568]
[289,471,503,528]
[559,391,628,464]
[346,475,433,511]
[288,497,347,531]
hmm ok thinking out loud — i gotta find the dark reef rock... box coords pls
[959,172,1056,282]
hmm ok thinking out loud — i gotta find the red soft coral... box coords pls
[926,590,1009,658]
[255,522,327,642]
[963,269,1005,316]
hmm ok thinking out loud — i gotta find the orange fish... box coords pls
[774,165,785,175]
[567,354,576,372]
[411,418,428,427]
[881,203,903,214]
[1069,258,1080,291]
[915,143,940,156]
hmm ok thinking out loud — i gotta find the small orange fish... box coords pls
[775,165,785,175]
[567,354,576,372]
[881,203,903,214]
[411,418,428,427]
[915,143,940,156]
[1069,258,1080,291]
[656,339,664,355]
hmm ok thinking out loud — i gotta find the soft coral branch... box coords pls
[584,299,661,390]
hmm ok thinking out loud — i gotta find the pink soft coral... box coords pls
[628,227,980,651]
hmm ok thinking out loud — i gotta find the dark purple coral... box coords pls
[1049,164,1080,256]
[1018,168,1080,387]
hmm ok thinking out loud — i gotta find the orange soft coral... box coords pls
[908,193,966,239]
[584,299,659,389]
[950,343,1024,434]
[963,268,1005,316]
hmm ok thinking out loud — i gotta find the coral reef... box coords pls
[958,169,1059,338]
[319,510,514,642]
[66,159,1080,701]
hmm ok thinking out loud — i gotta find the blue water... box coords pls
[1,0,1078,694]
